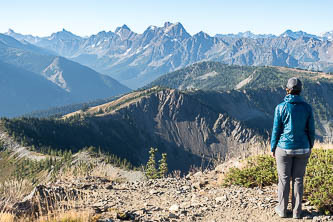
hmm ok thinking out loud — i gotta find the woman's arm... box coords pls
[307,106,315,149]
[271,105,283,153]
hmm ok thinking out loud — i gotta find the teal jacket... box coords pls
[271,94,315,152]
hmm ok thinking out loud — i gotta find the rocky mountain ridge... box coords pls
[1,87,268,172]
[8,167,332,221]
[5,23,333,88]
[147,61,333,138]
[77,87,269,165]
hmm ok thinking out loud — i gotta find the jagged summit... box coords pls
[115,24,135,40]
[280,29,318,39]
[147,25,157,30]
[49,29,82,40]
[3,29,39,43]
[141,22,191,39]
[194,31,211,38]
[162,22,185,31]
[163,21,173,28]
[322,30,333,40]
[6,28,15,34]
[95,30,115,37]
[115,24,131,32]
[163,22,191,39]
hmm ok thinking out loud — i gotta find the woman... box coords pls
[271,77,315,219]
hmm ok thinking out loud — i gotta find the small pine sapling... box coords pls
[145,147,158,179]
[158,153,168,178]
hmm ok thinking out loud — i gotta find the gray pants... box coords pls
[275,147,310,216]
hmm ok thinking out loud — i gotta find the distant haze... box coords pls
[1,0,332,37]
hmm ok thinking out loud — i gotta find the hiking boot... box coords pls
[275,206,287,218]
[293,213,301,219]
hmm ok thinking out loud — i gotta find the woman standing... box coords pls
[271,77,315,219]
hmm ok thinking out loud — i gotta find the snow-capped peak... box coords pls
[148,25,157,31]
[6,28,15,34]
[115,24,135,40]
[115,24,131,33]
[162,22,190,39]
[280,29,318,39]
[321,30,333,41]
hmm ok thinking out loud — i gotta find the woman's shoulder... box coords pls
[276,101,287,109]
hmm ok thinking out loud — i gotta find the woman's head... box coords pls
[286,77,302,95]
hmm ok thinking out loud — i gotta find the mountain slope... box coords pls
[41,56,130,100]
[1,87,267,171]
[0,34,130,117]
[147,62,333,137]
[5,24,333,88]
[147,61,333,90]
[0,61,70,117]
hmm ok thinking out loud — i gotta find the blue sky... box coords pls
[1,0,332,37]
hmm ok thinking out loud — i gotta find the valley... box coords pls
[0,34,130,117]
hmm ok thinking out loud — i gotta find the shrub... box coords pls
[223,155,277,188]
[0,140,4,151]
[304,149,333,214]
[223,149,333,214]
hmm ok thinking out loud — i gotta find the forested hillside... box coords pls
[148,62,333,138]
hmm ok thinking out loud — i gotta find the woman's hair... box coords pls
[286,88,301,95]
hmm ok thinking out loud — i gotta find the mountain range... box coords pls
[0,34,130,117]
[2,62,332,171]
[4,23,333,88]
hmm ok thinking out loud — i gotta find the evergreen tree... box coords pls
[158,153,168,178]
[145,147,158,179]
[145,148,168,179]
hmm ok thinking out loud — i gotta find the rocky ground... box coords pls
[10,166,332,222]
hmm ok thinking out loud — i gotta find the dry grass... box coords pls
[56,159,122,182]
[0,179,32,201]
[0,183,95,221]
[314,142,333,150]
[63,86,163,119]
[0,213,15,222]
[0,210,93,222]
[0,156,104,221]
[37,210,93,222]
[276,66,323,75]
[310,73,333,80]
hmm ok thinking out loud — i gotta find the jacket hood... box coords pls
[284,94,304,103]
